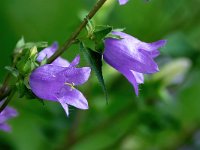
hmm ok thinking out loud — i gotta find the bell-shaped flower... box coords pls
[118,0,129,5]
[103,31,166,95]
[0,100,18,132]
[30,43,91,116]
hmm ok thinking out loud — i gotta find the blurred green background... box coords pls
[1,0,200,149]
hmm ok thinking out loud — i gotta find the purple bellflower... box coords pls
[118,0,129,5]
[103,31,166,95]
[0,100,18,132]
[30,43,91,116]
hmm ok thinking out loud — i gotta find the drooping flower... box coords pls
[118,0,129,5]
[0,100,18,132]
[29,43,91,116]
[103,31,166,95]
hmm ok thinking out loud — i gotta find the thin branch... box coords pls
[0,0,108,111]
[47,0,108,63]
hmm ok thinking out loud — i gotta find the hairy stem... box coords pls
[47,0,108,63]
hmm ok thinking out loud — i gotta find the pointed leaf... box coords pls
[80,42,108,103]
[93,25,113,41]
[15,37,25,48]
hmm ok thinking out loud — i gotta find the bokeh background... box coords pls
[1,0,200,149]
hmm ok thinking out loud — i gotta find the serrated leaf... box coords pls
[80,42,108,103]
[5,66,19,78]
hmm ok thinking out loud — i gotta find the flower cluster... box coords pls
[28,1,166,116]
[0,0,166,132]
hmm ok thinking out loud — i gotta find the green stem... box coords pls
[0,74,11,100]
[47,0,108,63]
[0,89,15,113]
[0,53,20,101]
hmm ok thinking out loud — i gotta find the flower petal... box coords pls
[130,70,144,84]
[146,40,167,51]
[29,64,66,101]
[139,40,167,58]
[69,55,80,67]
[64,67,91,85]
[57,86,88,110]
[103,44,159,74]
[52,58,70,67]
[0,102,17,132]
[0,123,11,132]
[37,42,69,67]
[37,42,58,62]
[58,100,69,116]
[118,0,129,5]
[122,70,139,95]
[0,101,18,124]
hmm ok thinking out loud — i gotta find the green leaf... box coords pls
[93,25,113,41]
[86,19,95,37]
[82,38,95,51]
[14,37,25,54]
[16,80,26,98]
[95,41,104,53]
[23,42,48,49]
[16,47,38,75]
[106,33,123,40]
[15,37,25,49]
[14,38,47,54]
[112,28,125,32]
[5,66,19,78]
[92,26,112,54]
[80,42,108,103]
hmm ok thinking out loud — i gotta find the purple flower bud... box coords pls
[0,100,18,132]
[118,0,129,5]
[103,31,166,95]
[30,43,91,116]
